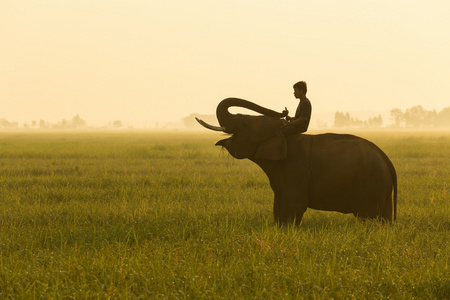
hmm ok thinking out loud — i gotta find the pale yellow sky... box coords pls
[1,0,449,125]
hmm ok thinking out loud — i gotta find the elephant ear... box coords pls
[254,131,287,160]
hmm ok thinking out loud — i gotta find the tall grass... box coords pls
[0,131,448,298]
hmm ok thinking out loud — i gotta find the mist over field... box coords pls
[1,104,450,130]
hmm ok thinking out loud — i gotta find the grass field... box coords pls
[0,130,448,299]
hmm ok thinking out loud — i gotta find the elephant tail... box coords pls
[382,150,397,221]
[383,150,397,221]
[392,161,397,221]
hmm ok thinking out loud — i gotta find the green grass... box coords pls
[0,131,448,299]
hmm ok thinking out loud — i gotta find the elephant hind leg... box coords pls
[353,199,393,223]
[352,187,394,222]
[351,201,379,220]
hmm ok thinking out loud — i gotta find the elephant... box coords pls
[196,98,397,226]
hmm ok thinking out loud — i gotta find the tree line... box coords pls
[0,115,126,130]
[34,114,87,129]
[334,112,383,128]
[0,115,88,130]
[2,106,449,130]
[335,105,450,129]
[390,106,450,128]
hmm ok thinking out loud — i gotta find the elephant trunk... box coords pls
[216,98,287,133]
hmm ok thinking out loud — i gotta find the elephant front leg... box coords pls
[273,192,307,226]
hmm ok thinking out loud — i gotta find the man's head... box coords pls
[293,81,307,93]
[293,81,307,99]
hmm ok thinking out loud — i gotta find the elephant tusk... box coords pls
[195,117,225,132]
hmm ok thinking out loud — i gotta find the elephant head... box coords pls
[196,98,288,160]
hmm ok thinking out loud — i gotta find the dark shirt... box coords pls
[283,98,312,135]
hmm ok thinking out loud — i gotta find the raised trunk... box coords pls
[216,98,286,133]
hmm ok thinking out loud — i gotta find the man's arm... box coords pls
[286,117,308,126]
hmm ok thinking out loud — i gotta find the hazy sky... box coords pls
[1,0,449,125]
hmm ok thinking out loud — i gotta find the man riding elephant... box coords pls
[282,81,312,135]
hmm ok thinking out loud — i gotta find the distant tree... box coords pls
[390,108,404,127]
[113,120,123,128]
[334,111,376,128]
[0,118,10,128]
[351,115,363,127]
[434,107,450,127]
[72,114,87,128]
[334,111,347,128]
[404,105,436,127]
[366,115,383,128]
[0,118,18,129]
[390,106,443,128]
[376,115,383,127]
[39,119,47,129]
